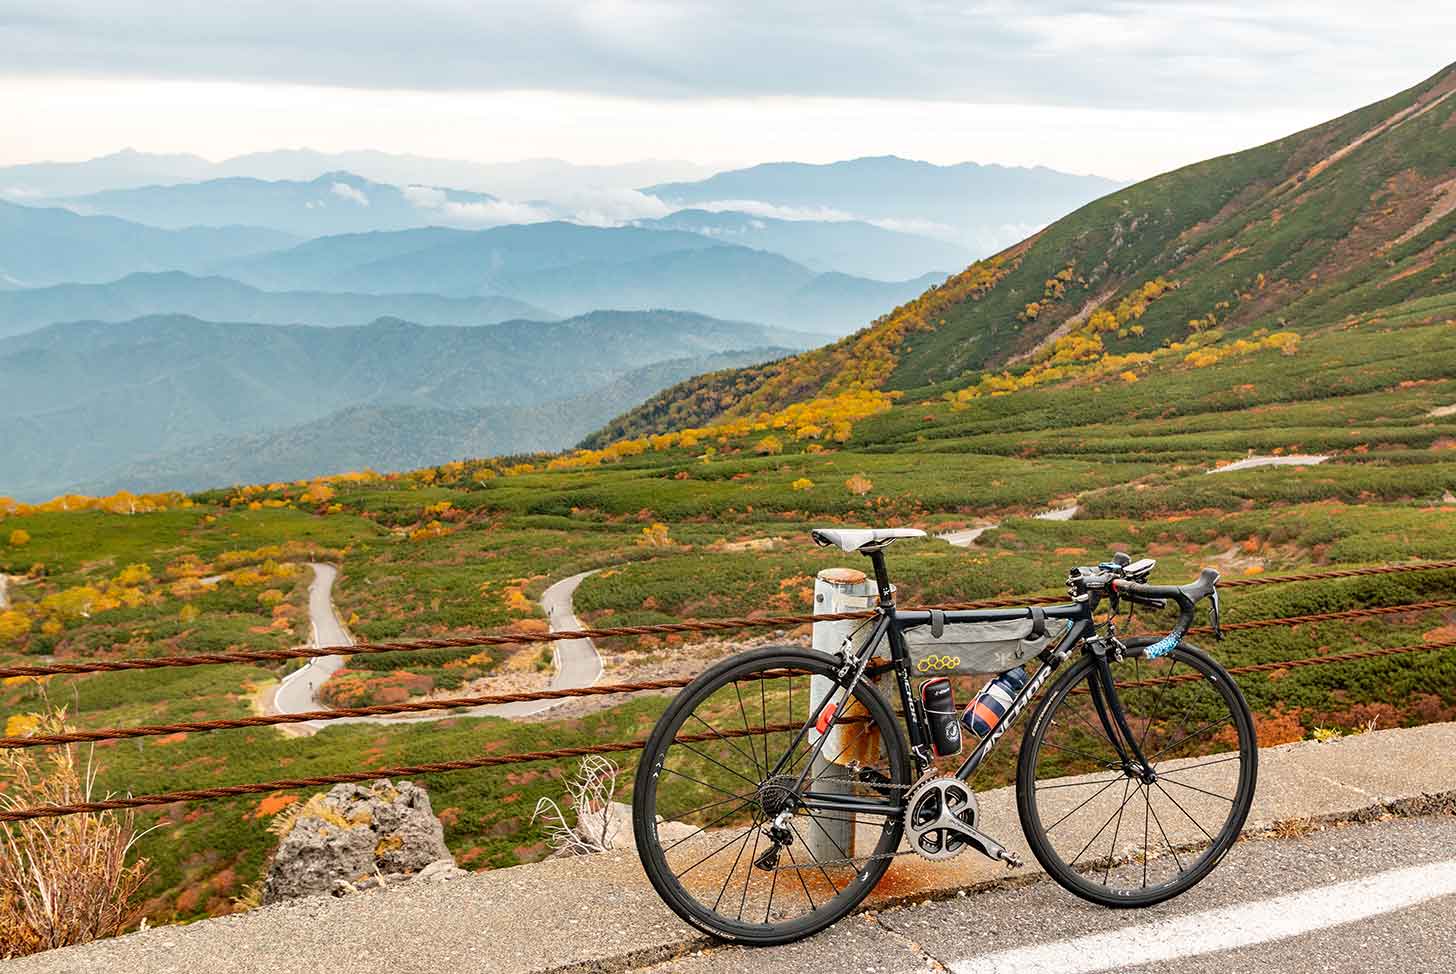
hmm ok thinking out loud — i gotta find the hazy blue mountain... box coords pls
[0,199,297,288]
[634,209,970,280]
[61,171,510,236]
[73,348,786,495]
[218,221,709,293]
[0,148,214,199]
[221,221,941,335]
[210,150,711,198]
[0,147,709,200]
[0,311,813,499]
[642,155,1123,253]
[0,272,553,340]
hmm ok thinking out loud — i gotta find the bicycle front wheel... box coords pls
[633,647,910,945]
[1016,640,1257,908]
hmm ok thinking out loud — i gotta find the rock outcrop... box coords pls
[263,780,457,903]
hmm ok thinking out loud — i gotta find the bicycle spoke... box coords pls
[788,821,842,896]
[674,741,763,790]
[1138,659,1178,753]
[1104,777,1133,883]
[1154,781,1216,844]
[661,799,756,855]
[675,821,760,880]
[1035,775,1125,791]
[712,823,758,912]
[1157,754,1240,776]
[1071,781,1140,867]
[738,822,762,922]
[1044,774,1127,833]
[1160,777,1235,803]
[685,711,763,780]
[731,682,764,781]
[1142,784,1150,889]
[1147,714,1233,763]
[1146,787,1185,873]
[781,841,818,911]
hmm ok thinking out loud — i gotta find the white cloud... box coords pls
[553,187,671,226]
[329,180,369,205]
[692,199,859,222]
[401,184,446,208]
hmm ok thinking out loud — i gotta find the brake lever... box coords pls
[1210,589,1223,640]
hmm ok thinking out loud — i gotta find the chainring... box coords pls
[904,774,979,862]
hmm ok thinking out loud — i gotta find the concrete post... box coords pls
[807,567,883,861]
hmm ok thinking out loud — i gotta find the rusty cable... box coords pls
[3,560,1453,681]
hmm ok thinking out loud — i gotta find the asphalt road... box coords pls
[641,813,1456,974]
[267,564,603,730]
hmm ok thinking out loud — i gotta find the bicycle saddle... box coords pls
[811,527,926,552]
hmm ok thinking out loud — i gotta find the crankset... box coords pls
[904,775,1024,867]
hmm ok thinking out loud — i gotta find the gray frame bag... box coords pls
[904,606,1065,676]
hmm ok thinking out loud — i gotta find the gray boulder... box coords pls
[263,780,455,903]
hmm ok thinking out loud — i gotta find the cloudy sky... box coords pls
[1,1,1452,180]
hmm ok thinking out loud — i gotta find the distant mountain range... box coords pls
[0,148,710,200]
[642,155,1123,252]
[0,272,552,341]
[219,221,944,333]
[74,349,781,495]
[0,311,809,499]
[61,171,508,237]
[0,199,296,288]
[633,209,972,281]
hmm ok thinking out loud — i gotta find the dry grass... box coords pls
[0,695,150,959]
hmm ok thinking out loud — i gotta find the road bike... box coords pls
[632,527,1257,944]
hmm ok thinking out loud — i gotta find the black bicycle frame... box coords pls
[797,547,1095,819]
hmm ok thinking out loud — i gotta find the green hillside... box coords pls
[598,62,1456,439]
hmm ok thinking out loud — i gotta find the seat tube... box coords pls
[865,549,895,607]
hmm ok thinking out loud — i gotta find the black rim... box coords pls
[1021,646,1255,902]
[636,652,907,940]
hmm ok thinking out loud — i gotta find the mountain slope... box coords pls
[0,311,814,499]
[0,199,297,288]
[0,272,552,340]
[596,62,1456,441]
[62,171,505,236]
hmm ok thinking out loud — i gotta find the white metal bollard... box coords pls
[807,567,883,861]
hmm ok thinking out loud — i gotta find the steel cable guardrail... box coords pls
[5,598,1454,752]
[0,559,1453,823]
[4,635,1455,824]
[4,559,1454,681]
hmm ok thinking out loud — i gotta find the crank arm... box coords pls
[945,822,1024,868]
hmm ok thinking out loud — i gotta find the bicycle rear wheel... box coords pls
[1016,640,1256,907]
[633,647,909,945]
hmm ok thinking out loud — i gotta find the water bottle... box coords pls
[919,677,962,757]
[963,666,1029,737]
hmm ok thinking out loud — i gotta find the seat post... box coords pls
[864,548,895,606]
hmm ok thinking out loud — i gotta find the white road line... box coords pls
[950,859,1456,974]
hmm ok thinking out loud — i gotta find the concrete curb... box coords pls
[8,722,1456,974]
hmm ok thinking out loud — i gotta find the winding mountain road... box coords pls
[937,504,1080,547]
[267,564,603,733]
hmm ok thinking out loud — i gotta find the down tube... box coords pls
[953,617,1092,780]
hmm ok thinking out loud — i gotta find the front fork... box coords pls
[1088,641,1156,779]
